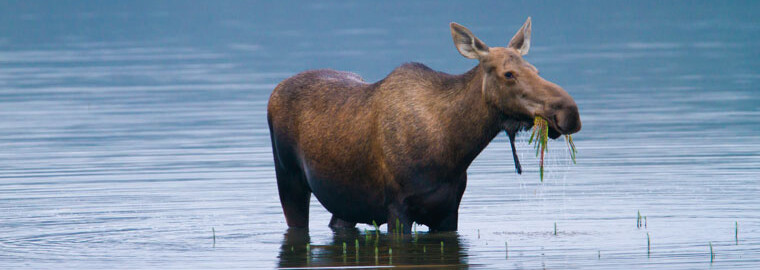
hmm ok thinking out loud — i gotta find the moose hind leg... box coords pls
[274,157,311,228]
[329,215,357,230]
[270,129,311,229]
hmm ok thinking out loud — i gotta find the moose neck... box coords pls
[438,64,504,173]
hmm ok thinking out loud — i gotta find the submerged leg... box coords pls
[329,215,357,230]
[388,205,412,234]
[430,210,459,232]
[430,173,467,232]
[274,157,311,228]
[270,123,311,228]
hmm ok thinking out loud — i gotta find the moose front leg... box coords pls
[430,210,459,232]
[387,205,412,234]
[429,173,467,232]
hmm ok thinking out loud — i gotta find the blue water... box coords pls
[1,1,759,269]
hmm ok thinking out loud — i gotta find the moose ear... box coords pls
[508,17,531,55]
[450,22,489,59]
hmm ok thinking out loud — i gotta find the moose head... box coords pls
[450,18,581,140]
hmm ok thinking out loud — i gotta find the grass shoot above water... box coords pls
[529,116,578,181]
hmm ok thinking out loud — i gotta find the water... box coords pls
[1,1,759,269]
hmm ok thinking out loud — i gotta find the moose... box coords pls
[267,18,581,233]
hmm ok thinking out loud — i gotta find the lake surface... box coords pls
[1,1,759,269]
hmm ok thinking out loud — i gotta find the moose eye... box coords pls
[504,72,514,79]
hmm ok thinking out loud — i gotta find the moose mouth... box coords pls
[501,116,562,175]
[545,115,563,140]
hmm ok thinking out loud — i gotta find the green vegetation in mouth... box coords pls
[529,116,578,181]
[566,134,577,164]
[529,116,548,181]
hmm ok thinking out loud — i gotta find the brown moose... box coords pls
[267,18,581,233]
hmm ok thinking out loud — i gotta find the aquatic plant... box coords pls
[709,242,715,262]
[505,241,508,259]
[529,116,577,181]
[355,239,360,262]
[646,233,650,257]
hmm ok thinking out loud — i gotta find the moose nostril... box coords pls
[554,106,581,134]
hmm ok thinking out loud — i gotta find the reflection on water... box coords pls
[278,229,466,269]
[1,1,759,269]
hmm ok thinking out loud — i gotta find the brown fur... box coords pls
[267,18,580,233]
